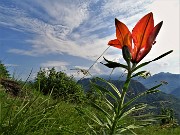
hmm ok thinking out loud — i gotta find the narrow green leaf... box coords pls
[92,83,117,101]
[75,107,86,115]
[90,101,111,118]
[104,98,114,111]
[127,129,138,135]
[139,119,157,122]
[95,77,122,99]
[113,102,118,114]
[133,114,166,119]
[92,113,104,126]
[146,89,160,94]
[122,86,160,111]
[132,62,150,72]
[106,81,121,99]
[148,83,162,91]
[121,103,147,119]
[102,57,128,69]
[134,114,168,125]
[117,127,127,133]
[152,50,173,62]
[87,124,98,135]
[117,124,141,134]
[13,101,29,120]
[91,80,109,93]
[82,108,104,126]
[131,71,147,78]
[106,117,112,128]
[134,103,147,110]
[125,125,141,135]
[132,50,173,72]
[121,106,135,119]
[91,81,118,102]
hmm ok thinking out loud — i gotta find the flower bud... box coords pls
[122,45,131,63]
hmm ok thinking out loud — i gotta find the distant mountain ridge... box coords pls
[98,72,180,97]
[138,72,180,94]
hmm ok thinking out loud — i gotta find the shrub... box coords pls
[34,67,84,103]
[0,61,10,78]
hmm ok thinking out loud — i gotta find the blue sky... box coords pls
[0,0,179,80]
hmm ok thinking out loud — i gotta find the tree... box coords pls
[34,67,84,102]
[0,61,10,78]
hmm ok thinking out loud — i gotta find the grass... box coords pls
[135,125,180,135]
[0,86,180,135]
[0,87,87,135]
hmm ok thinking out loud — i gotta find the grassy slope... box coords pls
[0,87,180,135]
[135,126,180,135]
[0,87,87,135]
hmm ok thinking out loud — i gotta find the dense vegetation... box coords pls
[0,61,180,134]
[33,67,84,102]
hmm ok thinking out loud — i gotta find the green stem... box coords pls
[119,63,137,112]
[120,71,132,107]
[110,65,133,135]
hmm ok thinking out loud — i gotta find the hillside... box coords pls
[171,86,180,99]
[78,78,180,123]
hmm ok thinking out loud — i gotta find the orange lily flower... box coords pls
[108,12,163,63]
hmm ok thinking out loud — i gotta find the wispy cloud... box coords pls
[1,0,178,76]
[0,0,152,61]
[5,63,19,67]
[41,61,69,67]
[40,60,70,72]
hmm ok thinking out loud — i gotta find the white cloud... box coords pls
[36,0,90,28]
[40,61,70,71]
[1,0,152,60]
[1,0,178,76]
[4,64,19,67]
[41,61,69,67]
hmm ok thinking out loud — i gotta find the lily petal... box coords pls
[135,48,148,63]
[108,39,122,49]
[148,21,163,46]
[132,12,154,61]
[135,21,163,63]
[115,18,131,47]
